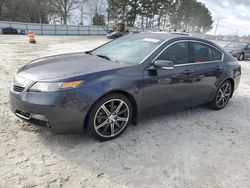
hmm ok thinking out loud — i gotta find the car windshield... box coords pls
[225,43,247,49]
[92,37,162,64]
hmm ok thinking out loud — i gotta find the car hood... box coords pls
[17,52,128,81]
[224,47,242,53]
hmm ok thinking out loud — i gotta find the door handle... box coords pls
[215,66,223,73]
[184,69,193,75]
[215,65,223,71]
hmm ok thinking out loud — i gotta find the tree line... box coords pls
[0,0,88,24]
[0,0,213,33]
[108,0,213,32]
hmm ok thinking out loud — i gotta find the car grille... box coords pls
[12,75,31,92]
[13,85,25,92]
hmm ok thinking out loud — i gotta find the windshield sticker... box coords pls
[141,38,160,43]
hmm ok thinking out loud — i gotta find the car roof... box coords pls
[123,32,224,52]
[125,32,216,44]
[127,32,189,41]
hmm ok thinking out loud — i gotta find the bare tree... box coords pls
[50,0,81,24]
[0,0,53,23]
[79,0,88,25]
[81,0,107,25]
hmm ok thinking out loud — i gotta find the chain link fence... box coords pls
[0,21,147,35]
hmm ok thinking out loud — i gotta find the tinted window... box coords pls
[157,42,189,65]
[213,48,222,61]
[192,42,213,62]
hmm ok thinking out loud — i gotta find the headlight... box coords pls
[29,81,83,92]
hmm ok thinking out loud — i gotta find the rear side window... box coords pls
[157,42,189,65]
[191,42,223,62]
[192,42,213,62]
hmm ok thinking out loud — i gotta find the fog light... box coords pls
[31,114,48,121]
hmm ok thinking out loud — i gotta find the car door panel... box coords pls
[190,62,224,103]
[142,41,196,113]
[142,65,196,113]
[189,41,224,103]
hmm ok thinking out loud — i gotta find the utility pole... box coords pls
[214,18,219,36]
[235,28,239,36]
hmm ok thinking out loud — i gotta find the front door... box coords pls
[142,41,195,113]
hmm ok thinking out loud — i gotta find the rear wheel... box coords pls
[238,53,244,61]
[209,81,232,110]
[87,93,132,141]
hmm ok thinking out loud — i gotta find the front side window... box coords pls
[157,42,189,65]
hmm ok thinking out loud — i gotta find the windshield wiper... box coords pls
[96,54,119,63]
[85,51,93,55]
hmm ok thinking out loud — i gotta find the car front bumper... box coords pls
[9,88,91,133]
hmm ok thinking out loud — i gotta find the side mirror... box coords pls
[154,60,174,70]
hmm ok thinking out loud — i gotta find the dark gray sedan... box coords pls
[224,42,250,61]
[106,31,124,39]
[10,33,241,140]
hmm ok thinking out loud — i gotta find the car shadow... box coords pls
[241,58,250,62]
[34,93,250,186]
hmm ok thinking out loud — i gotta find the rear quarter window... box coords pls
[212,48,223,61]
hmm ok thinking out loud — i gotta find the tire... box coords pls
[238,53,244,61]
[87,93,132,141]
[209,80,233,110]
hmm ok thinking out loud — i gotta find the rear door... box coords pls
[188,41,224,103]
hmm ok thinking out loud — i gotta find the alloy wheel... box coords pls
[239,54,244,61]
[94,99,129,138]
[216,82,232,108]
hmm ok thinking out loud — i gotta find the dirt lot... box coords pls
[0,35,250,188]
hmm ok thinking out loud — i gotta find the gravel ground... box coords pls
[0,35,250,188]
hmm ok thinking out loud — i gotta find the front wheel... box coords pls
[238,53,244,61]
[87,93,132,141]
[209,81,232,110]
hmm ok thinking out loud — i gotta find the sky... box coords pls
[197,0,250,36]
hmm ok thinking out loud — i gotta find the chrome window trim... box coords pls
[147,39,224,66]
[174,61,220,67]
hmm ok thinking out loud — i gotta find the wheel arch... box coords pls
[223,77,235,97]
[83,90,138,130]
